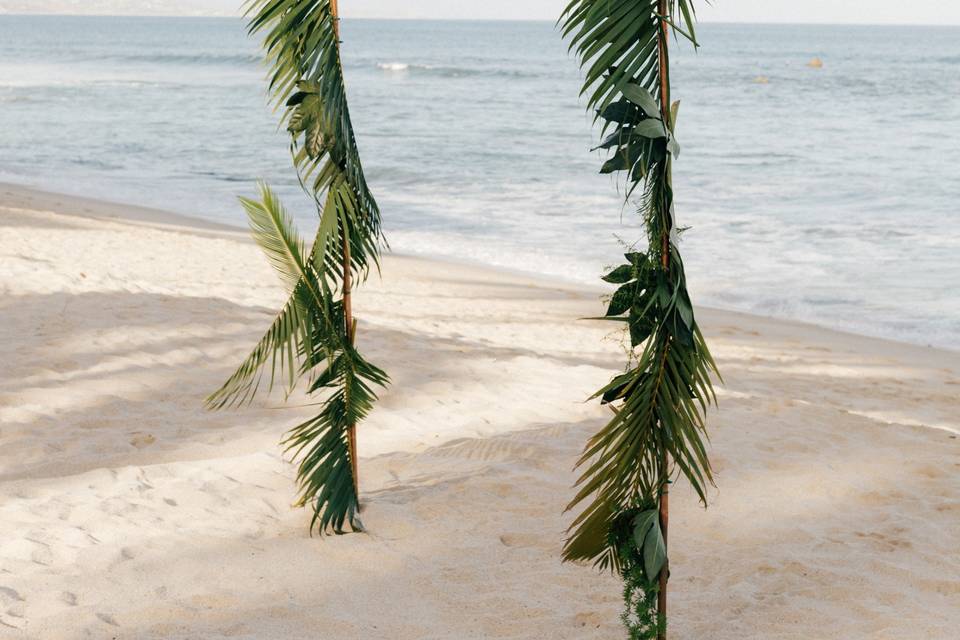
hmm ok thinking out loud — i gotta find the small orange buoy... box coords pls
[807,57,823,68]
[753,75,770,84]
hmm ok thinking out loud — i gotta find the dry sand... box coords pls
[0,184,958,639]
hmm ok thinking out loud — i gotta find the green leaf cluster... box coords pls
[609,506,667,639]
[631,510,666,581]
[207,0,388,534]
[560,0,718,593]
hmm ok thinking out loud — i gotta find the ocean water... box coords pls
[1,16,958,349]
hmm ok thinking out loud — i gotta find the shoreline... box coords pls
[3,180,955,359]
[0,181,246,235]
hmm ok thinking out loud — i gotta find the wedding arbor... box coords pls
[210,1,716,637]
[558,2,718,637]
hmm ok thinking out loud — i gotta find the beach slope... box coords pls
[1,187,958,639]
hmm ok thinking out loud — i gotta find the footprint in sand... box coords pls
[0,614,25,630]
[573,611,605,628]
[0,587,23,603]
[914,464,946,480]
[8,537,55,566]
[0,586,26,630]
[129,433,156,449]
[855,530,912,552]
[499,532,550,550]
[96,612,120,627]
[935,501,960,514]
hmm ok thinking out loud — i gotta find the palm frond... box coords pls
[206,184,333,409]
[247,0,383,278]
[285,343,388,533]
[205,287,311,409]
[209,0,388,535]
[241,181,309,293]
[560,0,718,580]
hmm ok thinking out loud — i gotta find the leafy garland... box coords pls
[559,0,718,637]
[207,0,388,535]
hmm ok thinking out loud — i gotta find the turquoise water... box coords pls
[0,16,958,349]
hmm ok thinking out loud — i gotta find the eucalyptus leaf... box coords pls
[633,118,668,139]
[296,80,322,93]
[600,154,628,174]
[599,100,639,124]
[632,510,659,549]
[628,158,644,181]
[601,144,643,174]
[643,518,667,580]
[305,122,326,157]
[593,127,633,151]
[621,83,661,120]
[667,133,681,158]
[673,309,696,348]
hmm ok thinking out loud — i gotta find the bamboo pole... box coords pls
[656,1,671,637]
[330,0,340,38]
[657,478,669,637]
[343,234,359,502]
[329,0,359,504]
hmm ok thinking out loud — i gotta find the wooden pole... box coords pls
[657,0,671,272]
[330,0,340,38]
[657,476,669,637]
[343,234,359,502]
[656,1,671,638]
[329,0,358,504]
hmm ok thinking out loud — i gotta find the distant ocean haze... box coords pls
[0,16,957,349]
[0,0,238,16]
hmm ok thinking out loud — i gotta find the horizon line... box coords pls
[1,12,958,28]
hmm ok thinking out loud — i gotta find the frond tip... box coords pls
[285,346,389,534]
[240,182,309,294]
[205,183,326,410]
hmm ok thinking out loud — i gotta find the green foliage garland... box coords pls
[559,0,719,635]
[610,505,665,638]
[207,0,387,535]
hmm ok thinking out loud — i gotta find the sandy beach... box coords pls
[1,184,958,639]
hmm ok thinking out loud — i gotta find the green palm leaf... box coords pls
[560,1,719,635]
[248,0,383,278]
[209,0,388,535]
[205,289,311,409]
[241,181,309,293]
[206,183,338,409]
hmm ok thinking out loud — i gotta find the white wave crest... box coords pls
[377,62,411,72]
